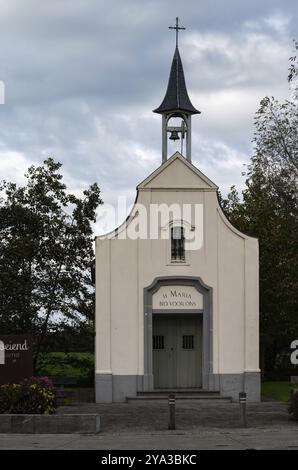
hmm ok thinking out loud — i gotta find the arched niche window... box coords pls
[171,226,185,261]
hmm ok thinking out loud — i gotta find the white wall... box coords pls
[95,153,259,378]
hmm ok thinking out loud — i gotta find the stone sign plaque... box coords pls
[0,335,33,385]
[152,285,203,310]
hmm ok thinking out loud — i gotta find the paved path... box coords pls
[0,428,298,450]
[57,400,295,431]
[0,401,297,450]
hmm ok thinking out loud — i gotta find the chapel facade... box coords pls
[95,22,260,403]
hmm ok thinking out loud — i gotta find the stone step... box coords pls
[137,389,220,395]
[126,394,232,403]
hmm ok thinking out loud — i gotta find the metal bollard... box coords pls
[239,391,247,427]
[168,393,176,430]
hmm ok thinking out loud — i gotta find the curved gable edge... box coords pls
[95,190,140,241]
[216,197,258,242]
[95,174,258,244]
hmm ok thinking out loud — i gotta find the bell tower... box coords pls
[153,17,200,164]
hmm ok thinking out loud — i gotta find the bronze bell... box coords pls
[169,129,180,141]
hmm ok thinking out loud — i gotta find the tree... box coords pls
[0,158,102,364]
[288,39,298,87]
[221,43,298,378]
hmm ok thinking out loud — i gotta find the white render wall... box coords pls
[95,153,259,390]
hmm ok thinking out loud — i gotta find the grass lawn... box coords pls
[262,381,298,402]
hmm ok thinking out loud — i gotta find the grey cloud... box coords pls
[0,0,297,221]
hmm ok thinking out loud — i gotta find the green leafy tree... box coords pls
[0,158,102,364]
[222,43,298,378]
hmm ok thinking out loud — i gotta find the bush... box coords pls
[0,376,57,415]
[289,390,298,421]
[35,352,94,387]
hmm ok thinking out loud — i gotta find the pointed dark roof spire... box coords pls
[153,45,200,115]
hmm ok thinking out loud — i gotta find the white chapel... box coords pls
[95,21,260,403]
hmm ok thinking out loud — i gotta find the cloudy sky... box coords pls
[0,0,297,233]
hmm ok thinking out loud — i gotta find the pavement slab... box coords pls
[0,401,297,450]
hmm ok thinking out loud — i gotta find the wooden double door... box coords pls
[153,314,202,389]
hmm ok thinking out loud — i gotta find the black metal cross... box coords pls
[169,17,186,47]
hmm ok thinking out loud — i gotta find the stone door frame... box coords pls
[142,276,213,391]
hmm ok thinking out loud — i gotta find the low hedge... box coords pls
[35,352,94,387]
[0,376,57,415]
